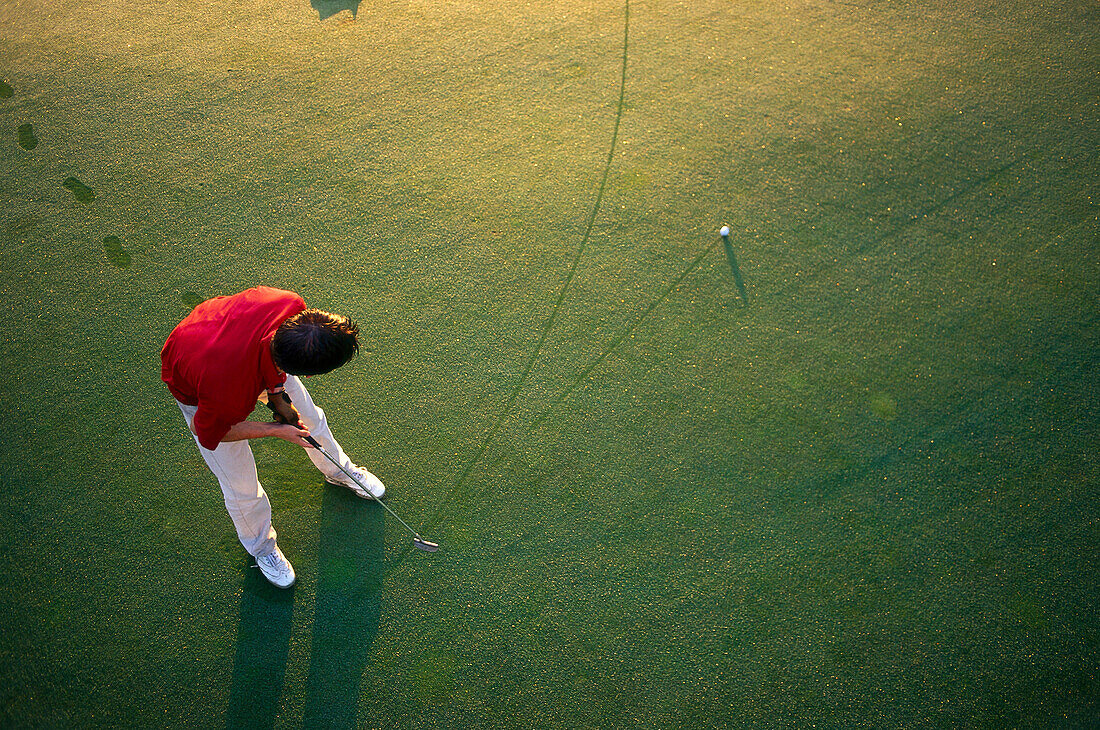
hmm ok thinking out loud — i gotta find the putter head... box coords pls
[412,537,439,553]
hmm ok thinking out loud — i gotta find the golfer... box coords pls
[161,286,385,588]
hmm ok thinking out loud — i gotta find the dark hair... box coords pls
[271,309,360,376]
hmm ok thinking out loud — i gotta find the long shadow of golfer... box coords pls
[223,485,383,729]
[302,484,385,727]
[224,559,296,730]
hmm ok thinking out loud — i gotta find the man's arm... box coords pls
[192,420,313,448]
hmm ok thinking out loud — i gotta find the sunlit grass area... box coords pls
[1,0,1097,726]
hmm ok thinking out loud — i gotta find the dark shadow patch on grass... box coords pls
[0,80,12,98]
[63,177,95,203]
[17,123,37,150]
[181,291,205,310]
[102,236,131,268]
[312,0,359,20]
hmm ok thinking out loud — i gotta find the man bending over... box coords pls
[161,286,385,588]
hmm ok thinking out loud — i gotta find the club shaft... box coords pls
[305,436,426,541]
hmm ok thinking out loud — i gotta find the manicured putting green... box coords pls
[0,0,1096,727]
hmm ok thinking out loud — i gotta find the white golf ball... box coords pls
[719,225,730,237]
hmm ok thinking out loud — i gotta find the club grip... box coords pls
[304,434,322,449]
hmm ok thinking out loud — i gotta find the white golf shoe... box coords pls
[326,465,386,500]
[255,545,296,588]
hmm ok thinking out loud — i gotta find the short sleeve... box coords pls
[192,401,234,451]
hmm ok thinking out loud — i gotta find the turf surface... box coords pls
[1,0,1097,727]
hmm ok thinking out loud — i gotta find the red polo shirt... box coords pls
[161,286,306,450]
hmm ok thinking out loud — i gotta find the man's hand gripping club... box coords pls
[265,390,315,448]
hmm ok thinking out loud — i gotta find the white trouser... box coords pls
[176,375,356,557]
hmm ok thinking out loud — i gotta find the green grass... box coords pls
[1,0,1097,727]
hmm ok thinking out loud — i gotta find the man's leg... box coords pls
[176,401,277,557]
[282,375,358,479]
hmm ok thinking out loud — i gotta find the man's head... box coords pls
[271,309,360,376]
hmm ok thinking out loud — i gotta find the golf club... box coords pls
[304,434,439,552]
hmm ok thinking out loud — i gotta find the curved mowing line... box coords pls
[468,236,726,501]
[444,1,632,504]
[382,3,633,570]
